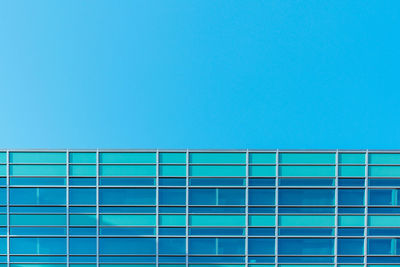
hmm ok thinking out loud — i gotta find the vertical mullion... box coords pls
[364,150,369,266]
[66,149,70,266]
[245,149,249,267]
[96,149,100,267]
[156,149,159,266]
[335,150,339,267]
[186,149,189,267]
[275,149,279,267]
[6,150,9,267]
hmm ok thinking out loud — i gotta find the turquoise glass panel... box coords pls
[249,153,276,164]
[159,153,186,164]
[189,215,245,226]
[370,153,400,164]
[369,166,400,177]
[279,215,335,226]
[69,165,96,176]
[10,215,66,225]
[279,153,335,164]
[159,215,186,226]
[190,165,245,177]
[338,215,365,226]
[100,215,156,226]
[189,153,245,164]
[248,215,275,226]
[249,165,276,177]
[0,215,6,225]
[100,152,156,163]
[11,265,67,267]
[0,153,5,164]
[339,166,365,177]
[279,166,335,177]
[100,165,156,176]
[0,165,5,176]
[339,153,365,164]
[159,165,186,177]
[10,152,66,163]
[70,215,97,226]
[368,215,400,226]
[69,152,96,163]
[10,165,66,176]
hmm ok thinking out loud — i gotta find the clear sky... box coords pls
[0,1,399,149]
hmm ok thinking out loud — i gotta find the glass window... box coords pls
[278,238,334,255]
[10,165,66,176]
[279,215,334,227]
[10,237,66,254]
[279,228,333,236]
[368,215,400,227]
[338,215,365,226]
[368,238,400,255]
[279,189,334,205]
[369,153,400,164]
[189,238,244,255]
[279,207,334,214]
[159,215,186,226]
[369,166,400,177]
[159,153,186,164]
[369,178,400,186]
[337,239,364,255]
[249,166,276,177]
[248,215,275,226]
[189,189,245,205]
[10,215,66,226]
[249,189,275,205]
[159,165,186,177]
[100,215,156,226]
[279,178,334,186]
[69,238,96,254]
[10,188,65,205]
[11,177,66,186]
[279,153,335,164]
[248,238,274,255]
[248,228,275,236]
[159,189,186,205]
[70,215,97,226]
[279,166,335,177]
[339,166,365,177]
[159,238,186,255]
[159,178,186,186]
[100,177,155,186]
[159,228,186,235]
[338,228,364,236]
[368,228,400,236]
[100,152,156,163]
[189,215,245,226]
[338,178,365,186]
[69,165,96,176]
[10,152,66,163]
[249,178,275,186]
[338,189,364,205]
[249,153,276,164]
[0,188,6,205]
[99,188,155,205]
[339,153,365,164]
[100,165,156,177]
[189,165,245,177]
[69,152,96,163]
[100,227,155,236]
[99,237,156,254]
[369,189,400,205]
[189,228,244,236]
[189,153,245,164]
[69,188,96,205]
[190,178,244,186]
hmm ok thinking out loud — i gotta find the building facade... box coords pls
[0,149,399,267]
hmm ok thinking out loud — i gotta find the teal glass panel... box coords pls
[10,215,66,226]
[0,165,5,176]
[369,153,400,164]
[159,215,186,226]
[10,165,66,176]
[249,153,276,164]
[279,153,335,164]
[0,215,7,225]
[0,153,5,164]
[9,152,66,163]
[279,265,333,267]
[100,165,156,176]
[189,215,245,226]
[69,165,96,176]
[249,165,276,177]
[338,266,363,267]
[368,215,400,226]
[339,166,365,177]
[69,152,96,163]
[248,215,275,226]
[100,152,156,163]
[279,215,335,226]
[338,215,365,226]
[339,153,365,164]
[70,215,97,226]
[189,153,245,164]
[190,165,245,177]
[100,215,156,226]
[11,265,67,267]
[279,166,335,177]
[99,266,156,267]
[189,266,244,267]
[369,166,400,177]
[159,153,186,164]
[159,165,186,177]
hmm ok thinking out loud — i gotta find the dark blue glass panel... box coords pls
[69,188,96,205]
[10,206,66,213]
[337,238,364,255]
[339,178,365,186]
[248,189,275,205]
[100,227,155,236]
[338,189,364,205]
[338,228,364,236]
[100,206,156,213]
[369,178,400,186]
[189,238,215,254]
[278,238,334,255]
[368,228,400,236]
[278,256,334,263]
[279,189,334,205]
[189,207,245,213]
[99,238,156,254]
[188,256,245,263]
[10,188,66,205]
[279,207,334,214]
[159,207,186,213]
[100,178,155,186]
[11,178,66,186]
[10,227,66,235]
[368,238,396,255]
[219,189,245,205]
[368,256,400,263]
[337,256,364,263]
[69,255,97,263]
[0,228,7,235]
[369,189,393,205]
[190,178,245,186]
[189,228,244,236]
[69,227,97,236]
[69,207,96,213]
[248,238,274,254]
[189,189,215,205]
[10,255,66,263]
[248,228,275,236]
[189,238,244,255]
[338,207,364,214]
[0,188,5,205]
[159,178,186,186]
[99,189,156,205]
[100,256,155,263]
[159,188,186,205]
[10,237,66,254]
[69,178,96,186]
[279,228,333,236]
[159,238,186,254]
[248,207,275,213]
[248,256,275,263]
[159,228,186,236]
[279,178,334,186]
[369,207,400,213]
[158,256,186,263]
[249,178,275,186]
[69,238,96,254]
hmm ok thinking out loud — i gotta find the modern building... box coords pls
[0,149,399,267]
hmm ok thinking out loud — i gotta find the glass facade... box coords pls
[0,150,399,266]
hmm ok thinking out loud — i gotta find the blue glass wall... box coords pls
[0,150,399,267]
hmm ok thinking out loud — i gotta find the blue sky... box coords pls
[0,1,399,149]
